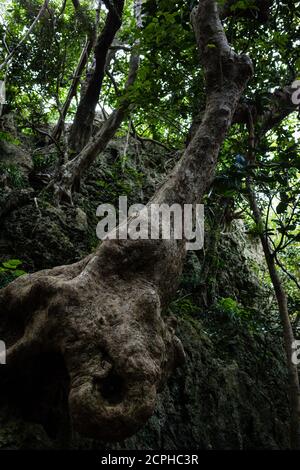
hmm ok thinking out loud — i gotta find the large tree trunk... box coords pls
[68,0,125,154]
[247,185,300,449]
[0,0,252,442]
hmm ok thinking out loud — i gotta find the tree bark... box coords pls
[52,0,102,142]
[53,1,142,204]
[0,0,252,442]
[51,38,94,142]
[247,184,300,449]
[68,0,125,154]
[53,49,140,203]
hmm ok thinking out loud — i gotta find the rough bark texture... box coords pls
[0,0,253,442]
[0,138,292,449]
[51,38,95,142]
[53,2,141,204]
[0,316,291,450]
[68,0,125,154]
[53,49,140,204]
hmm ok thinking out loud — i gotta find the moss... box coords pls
[0,163,26,188]
[0,131,20,146]
[0,137,290,449]
[32,152,58,171]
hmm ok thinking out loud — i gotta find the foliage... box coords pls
[169,295,200,317]
[216,297,267,332]
[0,131,20,145]
[0,0,299,341]
[32,151,57,170]
[95,156,145,202]
[0,259,27,289]
[0,162,25,188]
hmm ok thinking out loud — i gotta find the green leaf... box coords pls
[2,259,23,269]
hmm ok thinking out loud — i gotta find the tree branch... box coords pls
[233,85,298,132]
[219,0,273,22]
[0,0,49,72]
[54,0,141,202]
[68,0,125,152]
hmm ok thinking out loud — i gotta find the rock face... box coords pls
[0,137,290,449]
[0,210,290,449]
[125,320,288,450]
[0,317,289,449]
[0,140,33,174]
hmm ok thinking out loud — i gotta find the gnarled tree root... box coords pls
[0,240,185,441]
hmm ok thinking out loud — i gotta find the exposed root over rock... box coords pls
[0,241,185,441]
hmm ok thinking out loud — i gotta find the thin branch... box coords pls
[0,0,50,72]
[274,252,300,290]
[52,36,93,140]
[53,0,143,202]
[106,69,120,95]
[31,124,65,160]
[58,0,67,18]
[132,134,173,152]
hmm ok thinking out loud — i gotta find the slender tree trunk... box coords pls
[68,0,125,154]
[53,1,142,203]
[51,38,94,142]
[0,0,253,442]
[247,183,300,449]
[52,0,102,142]
[53,50,140,203]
